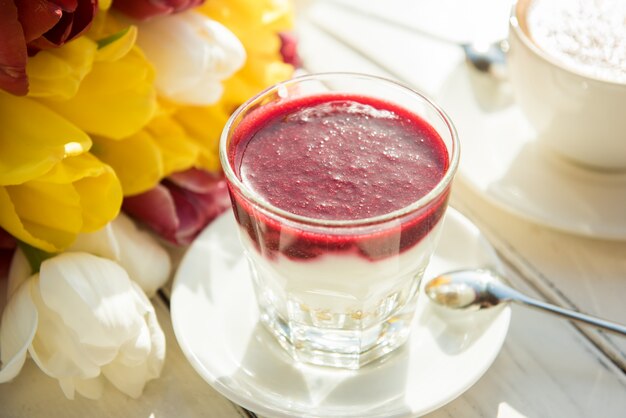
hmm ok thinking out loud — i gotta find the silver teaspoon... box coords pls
[424,269,626,336]
[461,40,509,80]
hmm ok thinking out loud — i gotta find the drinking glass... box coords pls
[220,73,459,369]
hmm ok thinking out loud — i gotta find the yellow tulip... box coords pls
[200,0,293,35]
[221,56,293,106]
[145,114,204,175]
[0,153,122,253]
[26,37,98,101]
[95,26,139,63]
[40,44,157,140]
[92,131,162,197]
[92,112,207,196]
[0,92,91,186]
[172,104,229,173]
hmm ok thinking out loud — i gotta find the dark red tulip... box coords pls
[0,0,98,95]
[112,0,205,20]
[0,228,17,279]
[123,168,231,245]
[279,32,301,68]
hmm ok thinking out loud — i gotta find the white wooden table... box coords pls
[1,1,625,417]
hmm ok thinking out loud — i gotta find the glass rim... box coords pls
[219,72,460,227]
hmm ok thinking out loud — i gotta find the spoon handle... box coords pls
[514,296,626,336]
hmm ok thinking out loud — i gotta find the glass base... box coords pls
[257,293,418,369]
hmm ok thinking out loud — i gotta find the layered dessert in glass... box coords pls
[220,73,459,368]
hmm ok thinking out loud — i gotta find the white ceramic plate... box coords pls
[171,209,511,418]
[437,67,626,241]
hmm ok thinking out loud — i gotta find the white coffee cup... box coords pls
[507,0,626,170]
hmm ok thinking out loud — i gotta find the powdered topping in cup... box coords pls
[526,0,626,84]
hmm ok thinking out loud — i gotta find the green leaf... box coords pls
[97,27,131,49]
[18,242,56,273]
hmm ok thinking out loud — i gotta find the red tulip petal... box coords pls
[113,0,205,20]
[124,171,231,245]
[0,228,16,250]
[29,0,96,50]
[16,0,62,43]
[0,1,28,95]
[279,32,302,68]
[190,178,230,224]
[0,228,17,280]
[0,248,15,279]
[63,0,95,40]
[167,177,230,243]
[29,17,72,49]
[168,186,206,245]
[50,0,79,12]
[113,0,175,20]
[167,168,224,194]
[123,185,180,242]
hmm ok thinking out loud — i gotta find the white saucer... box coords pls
[438,66,626,241]
[171,209,511,418]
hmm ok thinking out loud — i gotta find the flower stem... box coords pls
[17,242,55,273]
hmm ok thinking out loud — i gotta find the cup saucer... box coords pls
[170,209,511,418]
[438,66,626,241]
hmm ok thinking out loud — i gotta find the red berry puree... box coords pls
[228,93,450,261]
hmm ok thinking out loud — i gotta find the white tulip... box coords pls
[68,212,171,297]
[135,10,246,105]
[0,252,165,399]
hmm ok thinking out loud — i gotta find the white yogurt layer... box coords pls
[240,220,445,329]
[526,0,626,84]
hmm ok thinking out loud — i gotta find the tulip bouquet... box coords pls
[0,0,297,400]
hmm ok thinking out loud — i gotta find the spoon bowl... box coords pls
[462,40,509,80]
[425,269,505,311]
[424,269,626,337]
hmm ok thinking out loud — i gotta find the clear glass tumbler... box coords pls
[220,73,459,369]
